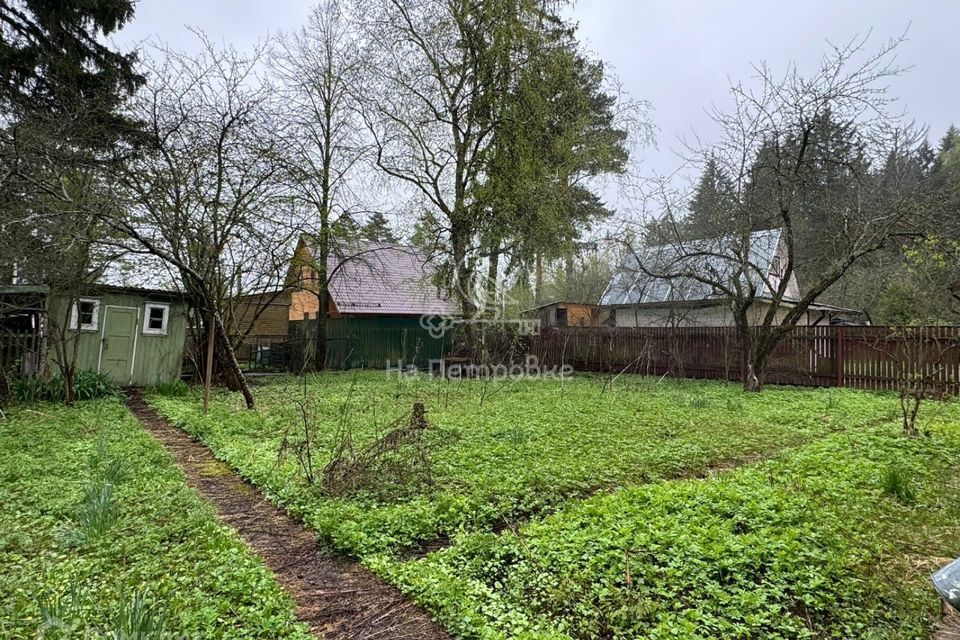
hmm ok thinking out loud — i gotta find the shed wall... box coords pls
[47,291,188,386]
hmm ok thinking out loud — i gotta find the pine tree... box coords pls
[361,212,398,243]
[683,157,736,239]
[480,24,631,298]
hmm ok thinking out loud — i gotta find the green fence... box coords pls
[289,317,453,370]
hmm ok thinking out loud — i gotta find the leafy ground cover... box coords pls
[148,372,895,559]
[379,417,960,639]
[0,398,311,639]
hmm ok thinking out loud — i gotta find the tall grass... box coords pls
[881,465,917,504]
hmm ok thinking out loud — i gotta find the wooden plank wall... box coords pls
[530,325,960,393]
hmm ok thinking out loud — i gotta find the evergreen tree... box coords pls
[0,0,142,144]
[361,211,398,243]
[479,25,631,301]
[683,157,736,239]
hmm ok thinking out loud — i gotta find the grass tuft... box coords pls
[881,464,917,504]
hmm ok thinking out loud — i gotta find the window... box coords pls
[143,303,170,335]
[69,298,100,332]
[556,307,568,327]
[771,255,784,277]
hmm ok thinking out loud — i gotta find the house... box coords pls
[288,237,457,321]
[601,228,856,327]
[238,237,459,368]
[527,301,606,328]
[0,283,189,386]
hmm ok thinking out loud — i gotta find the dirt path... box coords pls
[937,605,960,640]
[125,390,450,640]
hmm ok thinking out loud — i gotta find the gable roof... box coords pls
[304,238,458,317]
[602,228,798,306]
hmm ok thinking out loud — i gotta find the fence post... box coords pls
[836,327,844,388]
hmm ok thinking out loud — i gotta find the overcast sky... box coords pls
[113,0,960,186]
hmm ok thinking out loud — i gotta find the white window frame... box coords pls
[142,302,170,336]
[69,298,101,332]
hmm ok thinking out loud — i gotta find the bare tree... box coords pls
[355,0,547,325]
[634,34,921,391]
[271,0,369,368]
[113,36,286,409]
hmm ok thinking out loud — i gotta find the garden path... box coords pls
[126,390,449,640]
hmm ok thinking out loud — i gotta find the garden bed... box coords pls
[147,372,960,638]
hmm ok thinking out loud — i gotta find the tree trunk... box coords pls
[63,364,76,406]
[215,317,255,409]
[314,219,330,370]
[486,246,499,315]
[736,314,764,392]
[198,306,255,409]
[534,252,544,305]
[451,213,477,358]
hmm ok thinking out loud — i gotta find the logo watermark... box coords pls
[420,261,542,338]
[418,314,540,339]
[386,355,572,380]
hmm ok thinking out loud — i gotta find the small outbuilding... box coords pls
[527,301,608,328]
[1,283,189,386]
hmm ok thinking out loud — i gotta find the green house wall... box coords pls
[290,316,453,370]
[47,291,188,386]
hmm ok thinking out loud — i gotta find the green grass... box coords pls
[0,398,311,640]
[147,373,960,638]
[148,372,894,559]
[378,422,960,639]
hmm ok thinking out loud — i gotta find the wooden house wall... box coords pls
[47,291,188,386]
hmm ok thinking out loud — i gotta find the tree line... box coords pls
[0,0,640,405]
[635,34,960,390]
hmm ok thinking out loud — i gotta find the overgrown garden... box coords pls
[0,398,310,639]
[148,372,960,638]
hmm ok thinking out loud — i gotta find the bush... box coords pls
[881,465,917,504]
[149,379,190,398]
[11,370,116,404]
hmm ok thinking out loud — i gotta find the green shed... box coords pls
[45,285,189,386]
[0,284,191,387]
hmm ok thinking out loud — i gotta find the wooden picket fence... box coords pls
[530,325,960,393]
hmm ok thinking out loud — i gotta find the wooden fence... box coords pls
[530,325,960,393]
[0,327,44,378]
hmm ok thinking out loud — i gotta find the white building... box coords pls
[601,229,856,327]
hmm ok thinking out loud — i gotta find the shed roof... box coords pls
[602,228,792,306]
[308,239,459,317]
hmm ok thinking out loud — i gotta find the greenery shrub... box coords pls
[149,379,189,398]
[881,464,917,504]
[37,585,171,640]
[70,481,118,544]
[11,370,116,404]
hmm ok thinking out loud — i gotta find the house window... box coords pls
[771,256,784,277]
[69,298,100,332]
[143,303,170,335]
[556,307,568,327]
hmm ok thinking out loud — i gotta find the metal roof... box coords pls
[315,239,459,317]
[602,228,794,306]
